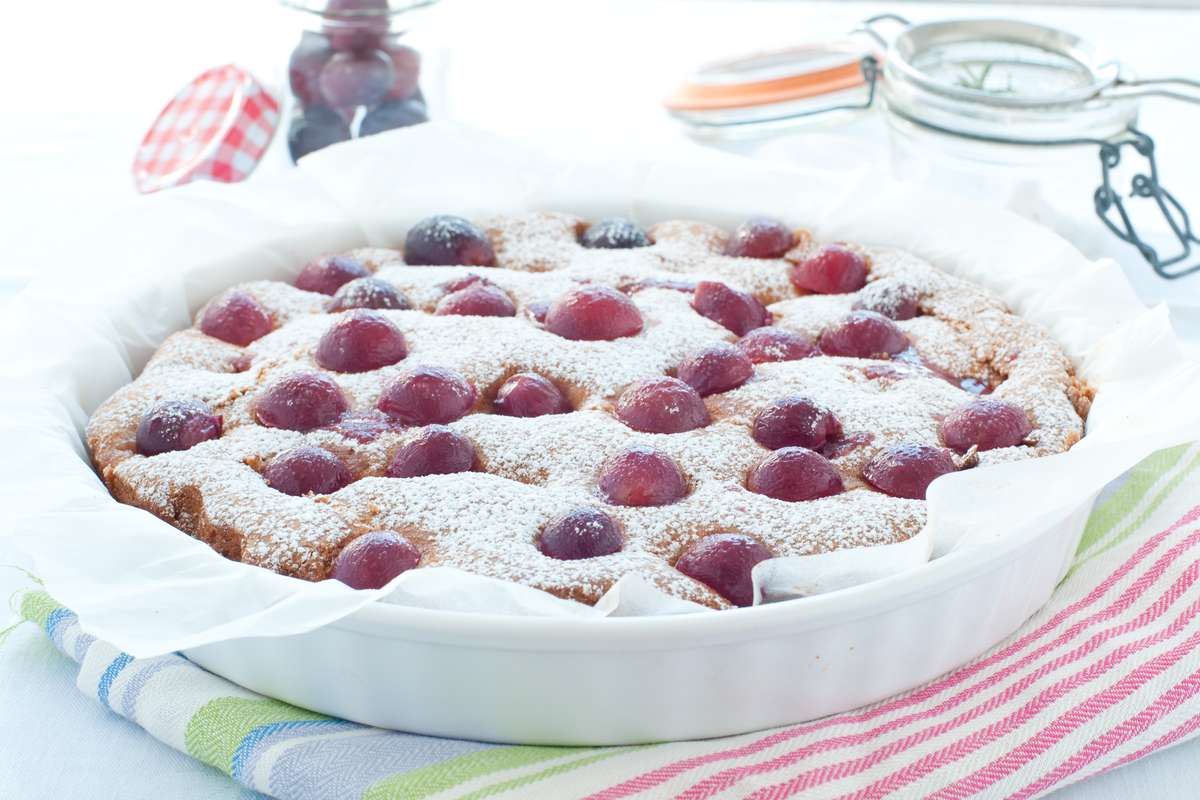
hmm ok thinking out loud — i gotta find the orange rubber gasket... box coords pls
[664,56,868,112]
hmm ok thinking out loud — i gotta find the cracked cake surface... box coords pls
[86,212,1090,609]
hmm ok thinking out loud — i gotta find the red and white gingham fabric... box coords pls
[132,64,279,194]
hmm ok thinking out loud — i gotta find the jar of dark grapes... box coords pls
[282,0,435,162]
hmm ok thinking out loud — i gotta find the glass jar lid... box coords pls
[133,65,280,194]
[882,19,1137,144]
[663,39,879,132]
[279,0,436,18]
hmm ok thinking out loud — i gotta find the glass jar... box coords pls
[881,19,1144,262]
[280,0,439,162]
[665,16,1200,282]
[887,118,1107,255]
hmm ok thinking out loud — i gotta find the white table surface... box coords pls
[2,0,1199,797]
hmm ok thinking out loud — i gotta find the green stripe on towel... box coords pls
[19,589,58,629]
[1074,443,1190,559]
[185,696,329,775]
[1072,446,1200,573]
[456,746,649,800]
[363,745,580,800]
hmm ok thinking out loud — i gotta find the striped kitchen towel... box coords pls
[14,441,1200,799]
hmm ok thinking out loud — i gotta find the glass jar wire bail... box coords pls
[864,15,1200,280]
[1096,129,1200,280]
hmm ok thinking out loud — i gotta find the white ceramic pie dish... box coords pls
[186,496,1090,744]
[4,124,1197,746]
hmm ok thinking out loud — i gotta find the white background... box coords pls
[2,0,1199,797]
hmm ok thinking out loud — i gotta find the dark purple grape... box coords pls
[404,215,495,267]
[318,49,394,108]
[615,377,710,434]
[853,279,921,321]
[383,42,421,100]
[328,277,410,311]
[545,285,643,341]
[580,218,651,249]
[315,310,408,373]
[790,245,868,294]
[862,443,957,500]
[736,327,818,363]
[377,366,477,425]
[359,98,428,136]
[254,372,348,432]
[295,253,369,295]
[493,373,572,417]
[747,447,844,502]
[752,395,842,451]
[724,218,794,259]
[692,281,771,337]
[940,399,1032,453]
[135,400,222,456]
[676,343,753,397]
[322,0,390,53]
[440,273,491,294]
[287,106,351,163]
[598,445,687,507]
[200,290,273,346]
[386,425,476,477]
[331,530,421,590]
[263,446,352,496]
[675,533,771,607]
[434,283,515,317]
[819,310,908,358]
[538,508,623,560]
[288,31,333,107]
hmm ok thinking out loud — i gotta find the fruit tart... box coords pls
[86,213,1091,609]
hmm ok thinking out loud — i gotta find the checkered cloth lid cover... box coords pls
[133,64,280,194]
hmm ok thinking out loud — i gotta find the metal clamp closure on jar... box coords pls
[873,16,1200,280]
[666,14,1200,280]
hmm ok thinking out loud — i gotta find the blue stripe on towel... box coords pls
[97,653,134,709]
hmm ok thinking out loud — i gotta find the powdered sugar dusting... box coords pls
[86,212,1088,607]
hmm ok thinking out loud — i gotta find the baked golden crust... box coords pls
[86,212,1087,607]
